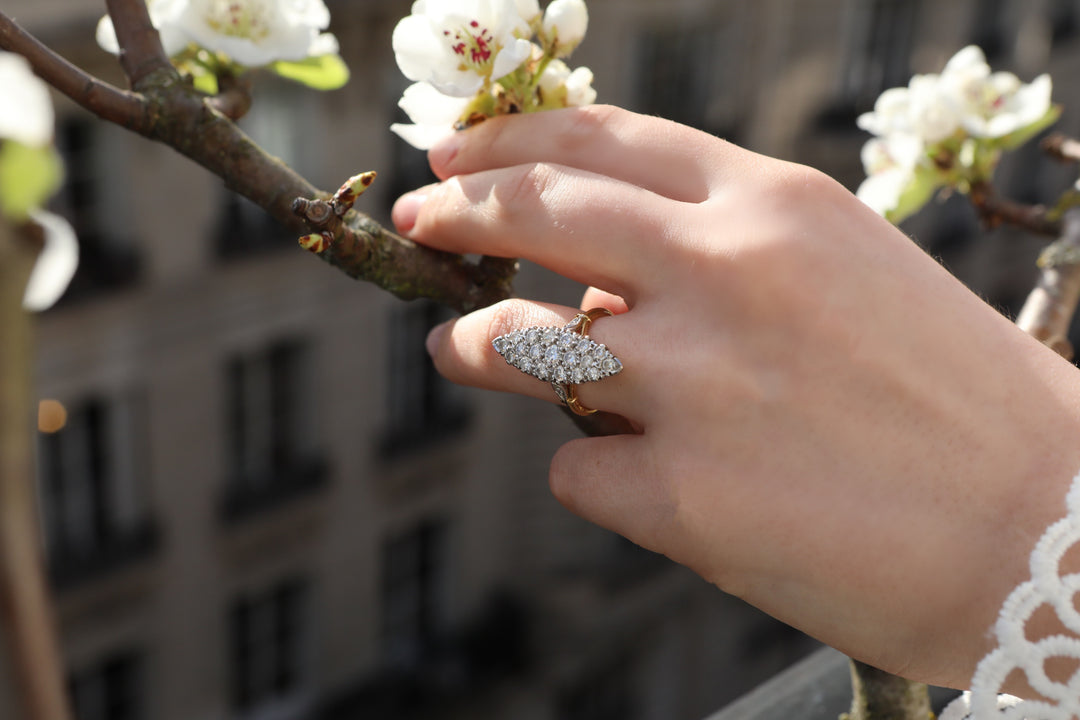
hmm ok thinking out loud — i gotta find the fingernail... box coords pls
[392,191,427,234]
[429,132,462,170]
[426,321,448,357]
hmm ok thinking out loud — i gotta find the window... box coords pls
[52,116,140,300]
[37,395,157,589]
[634,22,742,138]
[222,339,325,521]
[838,0,919,109]
[381,519,449,670]
[229,579,309,714]
[69,651,144,720]
[381,301,470,456]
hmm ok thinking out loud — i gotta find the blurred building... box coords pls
[2,0,1079,719]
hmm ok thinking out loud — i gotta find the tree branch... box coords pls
[1015,209,1080,359]
[0,11,515,312]
[969,181,1061,237]
[104,0,172,90]
[1042,133,1080,164]
[0,13,146,129]
[843,660,931,720]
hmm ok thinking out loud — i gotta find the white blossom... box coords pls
[856,134,923,216]
[0,54,77,311]
[97,0,340,67]
[541,0,587,57]
[514,0,541,26]
[539,59,595,106]
[858,45,1052,146]
[0,52,54,147]
[22,209,78,312]
[391,81,471,150]
[857,77,962,144]
[393,0,533,97]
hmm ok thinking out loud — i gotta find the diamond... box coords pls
[493,323,622,384]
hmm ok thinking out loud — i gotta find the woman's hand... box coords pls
[392,105,1080,688]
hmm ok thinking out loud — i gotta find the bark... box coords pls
[843,661,931,720]
[1015,209,1080,359]
[0,10,516,314]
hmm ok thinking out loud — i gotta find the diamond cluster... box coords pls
[493,326,623,384]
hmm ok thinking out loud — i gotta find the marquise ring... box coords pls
[491,308,623,416]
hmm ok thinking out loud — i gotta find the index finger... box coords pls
[427,105,737,203]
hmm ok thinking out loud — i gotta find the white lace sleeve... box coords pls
[941,470,1080,720]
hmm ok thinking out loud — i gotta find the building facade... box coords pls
[2,0,1079,719]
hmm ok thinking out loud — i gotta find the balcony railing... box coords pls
[219,456,329,524]
[48,520,160,592]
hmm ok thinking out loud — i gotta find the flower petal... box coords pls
[490,36,532,80]
[0,52,54,147]
[22,209,78,312]
[391,122,457,150]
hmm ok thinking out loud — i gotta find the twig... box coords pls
[0,219,73,720]
[969,181,1061,237]
[104,0,172,90]
[0,13,145,128]
[0,10,515,312]
[1014,208,1080,359]
[1042,133,1080,164]
[206,71,253,121]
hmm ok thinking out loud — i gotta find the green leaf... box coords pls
[995,104,1062,151]
[885,164,941,225]
[0,141,63,222]
[270,54,350,90]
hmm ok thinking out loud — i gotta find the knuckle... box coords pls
[484,300,533,345]
[766,162,843,204]
[562,103,621,146]
[499,163,557,217]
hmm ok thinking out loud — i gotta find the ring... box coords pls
[492,308,623,416]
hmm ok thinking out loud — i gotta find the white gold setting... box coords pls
[492,320,623,384]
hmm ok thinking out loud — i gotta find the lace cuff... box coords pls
[942,470,1080,720]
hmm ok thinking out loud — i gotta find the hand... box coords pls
[392,105,1080,688]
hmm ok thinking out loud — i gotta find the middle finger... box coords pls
[397,162,687,302]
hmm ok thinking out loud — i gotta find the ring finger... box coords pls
[427,298,638,420]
